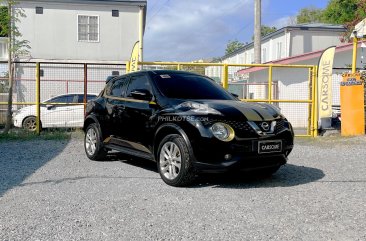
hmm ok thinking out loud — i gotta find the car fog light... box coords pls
[211,122,235,142]
[224,154,232,160]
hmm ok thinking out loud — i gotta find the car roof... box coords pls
[143,70,202,76]
[105,70,205,84]
[51,93,99,96]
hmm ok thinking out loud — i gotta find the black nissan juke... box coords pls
[83,70,294,186]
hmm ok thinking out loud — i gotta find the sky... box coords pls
[144,0,329,62]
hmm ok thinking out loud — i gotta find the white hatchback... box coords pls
[13,93,97,131]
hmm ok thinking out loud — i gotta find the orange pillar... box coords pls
[340,73,365,136]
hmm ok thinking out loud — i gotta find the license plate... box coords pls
[258,140,282,154]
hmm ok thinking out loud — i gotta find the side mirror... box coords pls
[46,104,55,110]
[106,75,118,83]
[231,92,239,98]
[130,89,152,101]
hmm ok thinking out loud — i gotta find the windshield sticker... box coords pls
[160,74,171,79]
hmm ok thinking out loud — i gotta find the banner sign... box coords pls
[340,73,365,136]
[318,46,336,118]
[129,41,140,72]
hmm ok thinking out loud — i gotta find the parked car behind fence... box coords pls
[13,93,97,131]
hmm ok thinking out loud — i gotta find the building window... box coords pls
[112,71,119,76]
[0,41,7,59]
[39,69,44,77]
[276,42,282,60]
[36,7,43,14]
[262,48,267,63]
[112,10,119,17]
[78,15,99,42]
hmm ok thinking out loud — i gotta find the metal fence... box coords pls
[0,61,126,132]
[0,61,318,137]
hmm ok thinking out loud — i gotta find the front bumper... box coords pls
[12,114,24,128]
[190,130,294,173]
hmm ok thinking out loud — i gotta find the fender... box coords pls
[83,114,101,131]
[153,123,195,161]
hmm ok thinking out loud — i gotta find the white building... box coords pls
[13,0,146,62]
[206,23,346,80]
[0,0,147,104]
[205,24,353,130]
[0,37,7,61]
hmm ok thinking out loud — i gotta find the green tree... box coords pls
[322,0,366,41]
[260,25,277,37]
[225,40,245,55]
[251,25,277,40]
[1,0,30,134]
[0,6,8,37]
[322,0,359,24]
[296,7,324,24]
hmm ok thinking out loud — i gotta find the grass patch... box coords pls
[0,129,72,142]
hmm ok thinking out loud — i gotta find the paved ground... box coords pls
[1,136,366,241]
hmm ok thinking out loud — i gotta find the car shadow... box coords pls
[104,152,158,173]
[191,164,325,189]
[0,139,70,197]
[107,154,325,189]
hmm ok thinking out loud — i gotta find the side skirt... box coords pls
[104,136,154,161]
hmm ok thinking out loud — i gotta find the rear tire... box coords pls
[84,123,107,161]
[157,134,196,187]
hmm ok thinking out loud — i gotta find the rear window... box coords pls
[152,73,234,100]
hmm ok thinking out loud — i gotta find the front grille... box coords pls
[202,118,288,137]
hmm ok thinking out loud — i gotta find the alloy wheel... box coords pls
[85,127,97,156]
[24,117,36,131]
[159,141,182,180]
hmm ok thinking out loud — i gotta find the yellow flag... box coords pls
[318,46,336,118]
[129,41,140,72]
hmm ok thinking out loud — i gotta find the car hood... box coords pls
[165,99,281,121]
[13,105,37,116]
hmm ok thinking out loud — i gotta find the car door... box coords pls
[122,73,156,148]
[104,76,129,138]
[42,94,75,127]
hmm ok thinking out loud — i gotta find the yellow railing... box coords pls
[0,61,318,137]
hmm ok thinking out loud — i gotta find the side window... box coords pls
[72,94,79,103]
[77,94,96,103]
[109,77,128,97]
[126,75,152,97]
[77,94,84,103]
[48,95,73,103]
[87,94,97,101]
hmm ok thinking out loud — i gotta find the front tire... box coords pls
[84,123,107,161]
[22,116,38,131]
[157,134,195,187]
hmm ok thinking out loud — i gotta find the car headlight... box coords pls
[211,122,235,142]
[12,110,21,117]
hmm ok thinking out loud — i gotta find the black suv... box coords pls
[83,70,294,186]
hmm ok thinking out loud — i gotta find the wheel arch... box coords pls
[153,123,194,161]
[22,115,36,126]
[83,115,99,132]
[22,115,41,130]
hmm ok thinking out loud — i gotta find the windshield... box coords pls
[153,73,235,100]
